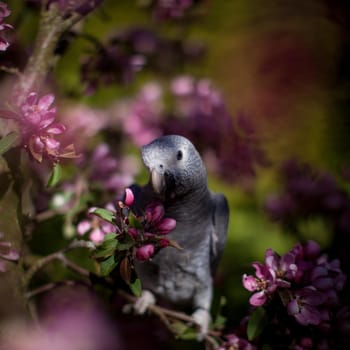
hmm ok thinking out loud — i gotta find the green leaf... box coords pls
[129,278,142,297]
[94,234,118,258]
[103,233,117,241]
[91,208,115,223]
[100,255,118,276]
[247,307,268,341]
[211,296,227,330]
[118,235,135,250]
[94,244,118,258]
[0,132,20,156]
[177,328,199,340]
[212,314,227,330]
[47,163,62,187]
[171,320,189,336]
[128,213,143,229]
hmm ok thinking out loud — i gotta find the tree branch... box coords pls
[117,289,221,348]
[22,239,95,289]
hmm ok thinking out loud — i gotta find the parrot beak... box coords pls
[151,168,166,195]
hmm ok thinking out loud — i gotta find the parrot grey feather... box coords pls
[210,192,229,273]
[131,135,229,336]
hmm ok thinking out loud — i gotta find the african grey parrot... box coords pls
[130,134,229,337]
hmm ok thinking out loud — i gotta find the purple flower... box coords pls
[218,333,257,350]
[0,2,12,52]
[265,248,297,285]
[163,77,267,183]
[287,287,327,325]
[78,143,138,195]
[242,239,347,325]
[136,244,155,261]
[145,202,165,224]
[59,104,108,151]
[156,218,177,235]
[264,160,349,224]
[242,262,276,306]
[143,201,176,236]
[151,0,195,20]
[119,82,163,146]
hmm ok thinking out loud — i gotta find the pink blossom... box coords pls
[1,92,78,163]
[77,204,116,244]
[124,188,134,207]
[128,227,139,239]
[136,244,155,261]
[242,274,259,292]
[157,218,177,235]
[145,201,164,224]
[0,2,12,52]
[77,220,91,236]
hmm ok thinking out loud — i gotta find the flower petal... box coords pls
[249,291,267,306]
[38,94,55,111]
[89,228,105,244]
[242,274,258,292]
[26,92,38,106]
[77,220,92,235]
[45,137,60,151]
[46,123,66,135]
[29,136,44,162]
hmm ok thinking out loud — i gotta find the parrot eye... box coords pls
[176,150,183,161]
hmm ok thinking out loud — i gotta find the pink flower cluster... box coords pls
[1,92,78,163]
[131,200,176,261]
[77,188,177,262]
[0,2,12,51]
[77,203,116,244]
[243,241,346,326]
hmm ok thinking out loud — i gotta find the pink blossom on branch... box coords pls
[0,92,78,163]
[136,244,155,261]
[0,2,12,52]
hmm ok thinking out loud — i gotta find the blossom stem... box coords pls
[12,4,79,105]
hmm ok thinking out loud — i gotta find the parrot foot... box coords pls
[192,308,211,340]
[133,290,156,314]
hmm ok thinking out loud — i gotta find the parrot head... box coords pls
[141,135,207,198]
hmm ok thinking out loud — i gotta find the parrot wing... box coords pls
[210,192,229,274]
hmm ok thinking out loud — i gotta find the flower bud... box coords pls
[145,202,164,224]
[136,244,155,261]
[124,188,134,207]
[158,238,170,247]
[128,227,138,239]
[157,218,176,235]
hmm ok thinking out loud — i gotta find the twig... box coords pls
[22,239,95,288]
[117,289,221,347]
[26,280,89,299]
[0,65,21,77]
